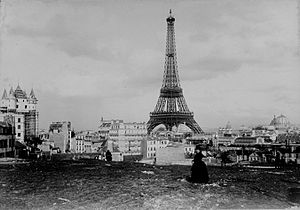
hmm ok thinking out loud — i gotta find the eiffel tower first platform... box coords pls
[147,10,204,134]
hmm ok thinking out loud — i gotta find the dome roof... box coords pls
[225,121,232,129]
[270,114,290,129]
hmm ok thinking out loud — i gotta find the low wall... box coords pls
[156,144,185,165]
[52,153,100,161]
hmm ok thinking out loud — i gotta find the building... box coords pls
[74,138,84,153]
[39,130,50,142]
[270,114,291,131]
[98,118,147,155]
[185,135,208,145]
[214,122,236,146]
[141,137,169,159]
[98,118,111,139]
[49,121,71,153]
[0,121,15,158]
[248,151,266,162]
[68,130,106,154]
[234,136,266,146]
[0,85,39,142]
[184,144,195,158]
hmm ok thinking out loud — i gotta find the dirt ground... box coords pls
[0,160,299,209]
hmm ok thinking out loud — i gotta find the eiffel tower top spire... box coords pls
[162,9,180,89]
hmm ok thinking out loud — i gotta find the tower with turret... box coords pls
[0,85,39,142]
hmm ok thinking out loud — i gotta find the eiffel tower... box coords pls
[147,10,204,134]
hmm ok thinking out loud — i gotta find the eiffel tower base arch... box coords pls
[147,113,203,134]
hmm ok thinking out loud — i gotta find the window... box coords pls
[17,125,21,129]
[16,105,19,108]
[9,139,14,147]
[0,140,7,148]
[25,105,27,109]
[18,118,21,123]
[17,133,21,137]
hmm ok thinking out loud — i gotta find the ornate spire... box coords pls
[9,87,13,94]
[1,89,7,99]
[8,87,15,98]
[29,88,37,99]
[14,84,27,98]
[16,84,21,91]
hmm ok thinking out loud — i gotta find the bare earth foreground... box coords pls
[0,160,299,210]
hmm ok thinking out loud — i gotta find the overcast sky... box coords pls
[0,0,299,131]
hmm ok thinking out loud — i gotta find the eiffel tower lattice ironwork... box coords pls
[147,10,204,134]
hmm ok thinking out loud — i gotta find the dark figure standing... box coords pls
[280,156,285,169]
[187,145,209,184]
[275,151,280,169]
[106,150,112,162]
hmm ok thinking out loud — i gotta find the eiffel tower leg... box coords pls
[147,119,168,134]
[185,118,204,134]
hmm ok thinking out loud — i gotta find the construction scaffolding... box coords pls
[24,110,39,141]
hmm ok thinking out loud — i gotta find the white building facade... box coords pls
[141,137,169,159]
[99,119,147,155]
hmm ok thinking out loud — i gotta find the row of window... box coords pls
[0,139,14,148]
[76,146,84,151]
[6,104,35,109]
[0,127,13,135]
[124,125,146,129]
[147,153,156,157]
[149,141,168,145]
[7,99,36,103]
[148,147,156,151]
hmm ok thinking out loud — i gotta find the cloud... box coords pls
[182,57,249,81]
[8,12,115,60]
[1,0,299,130]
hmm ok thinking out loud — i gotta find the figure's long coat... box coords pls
[190,153,209,183]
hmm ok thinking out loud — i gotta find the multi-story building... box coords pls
[215,123,236,146]
[233,136,267,146]
[75,138,85,153]
[98,118,147,155]
[98,117,112,139]
[49,121,71,153]
[0,85,38,142]
[70,131,105,154]
[0,121,15,158]
[141,137,169,159]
